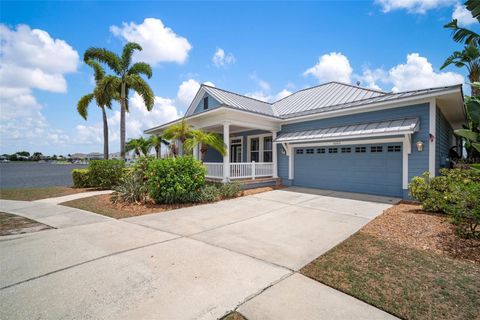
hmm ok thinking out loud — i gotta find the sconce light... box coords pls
[416,141,424,152]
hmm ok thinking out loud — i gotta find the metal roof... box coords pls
[203,85,275,116]
[272,82,385,116]
[275,118,419,143]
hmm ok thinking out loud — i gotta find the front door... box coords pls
[230,138,242,163]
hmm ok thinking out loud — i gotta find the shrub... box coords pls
[146,156,206,204]
[111,172,148,204]
[197,184,221,203]
[88,159,125,189]
[72,169,92,188]
[444,183,480,237]
[219,181,241,199]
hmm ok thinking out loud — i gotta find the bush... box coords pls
[111,172,148,204]
[409,168,480,237]
[219,181,241,199]
[197,184,221,203]
[146,156,206,204]
[88,159,125,189]
[72,169,92,188]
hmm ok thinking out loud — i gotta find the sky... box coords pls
[0,0,479,155]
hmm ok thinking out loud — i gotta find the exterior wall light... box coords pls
[416,141,424,152]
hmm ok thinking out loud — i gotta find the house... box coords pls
[145,82,465,199]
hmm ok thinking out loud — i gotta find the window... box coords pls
[296,149,304,154]
[371,146,383,153]
[306,148,314,154]
[355,146,366,153]
[250,138,260,161]
[328,147,338,153]
[341,147,351,153]
[388,145,401,152]
[203,96,208,110]
[263,136,273,162]
[317,148,325,154]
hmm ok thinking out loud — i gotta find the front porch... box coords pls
[204,162,275,180]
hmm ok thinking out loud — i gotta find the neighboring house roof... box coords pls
[275,117,420,143]
[193,82,462,120]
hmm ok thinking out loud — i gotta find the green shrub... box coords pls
[88,159,125,189]
[197,184,221,203]
[219,181,241,199]
[146,156,206,204]
[72,169,92,188]
[444,183,480,237]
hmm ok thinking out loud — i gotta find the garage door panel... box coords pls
[293,143,402,197]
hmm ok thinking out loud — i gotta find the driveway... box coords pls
[0,188,399,319]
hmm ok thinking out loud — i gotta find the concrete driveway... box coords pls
[0,188,399,319]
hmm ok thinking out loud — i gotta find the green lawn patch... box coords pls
[301,204,480,320]
[0,186,90,201]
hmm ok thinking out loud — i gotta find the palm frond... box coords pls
[85,60,106,82]
[126,74,154,110]
[466,0,480,22]
[84,47,122,74]
[77,93,94,120]
[128,62,152,78]
[444,19,480,45]
[121,42,142,71]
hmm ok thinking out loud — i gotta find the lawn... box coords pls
[301,203,480,320]
[0,212,52,236]
[0,186,91,201]
[61,186,279,219]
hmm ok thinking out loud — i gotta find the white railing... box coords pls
[204,162,273,180]
[204,162,223,179]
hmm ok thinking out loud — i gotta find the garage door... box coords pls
[293,143,403,197]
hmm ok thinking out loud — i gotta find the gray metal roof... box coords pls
[203,85,274,116]
[275,118,419,143]
[272,82,385,116]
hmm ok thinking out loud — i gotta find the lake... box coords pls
[0,162,88,189]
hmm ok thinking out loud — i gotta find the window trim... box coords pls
[247,133,273,162]
[230,136,243,162]
[203,96,209,110]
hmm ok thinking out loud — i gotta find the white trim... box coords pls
[276,130,417,144]
[402,136,409,189]
[223,122,230,182]
[272,131,278,178]
[247,133,273,162]
[230,136,243,163]
[289,137,404,148]
[429,99,436,176]
[288,145,294,180]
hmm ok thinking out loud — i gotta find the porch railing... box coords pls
[204,162,273,180]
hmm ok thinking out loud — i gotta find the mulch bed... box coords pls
[0,212,52,236]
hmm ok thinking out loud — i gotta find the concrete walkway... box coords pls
[0,189,399,319]
[34,190,113,204]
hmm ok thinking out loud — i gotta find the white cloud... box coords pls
[245,88,292,103]
[212,48,236,67]
[0,24,78,153]
[303,52,353,83]
[275,89,293,100]
[355,67,387,91]
[110,18,192,65]
[452,2,477,26]
[388,53,463,92]
[176,79,215,107]
[375,0,455,13]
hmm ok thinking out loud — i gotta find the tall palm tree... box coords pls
[147,135,170,158]
[84,42,154,159]
[162,119,194,156]
[77,60,116,159]
[183,130,226,162]
[441,42,480,95]
[444,1,480,45]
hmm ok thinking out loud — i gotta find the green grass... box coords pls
[0,186,90,201]
[301,232,480,320]
[471,163,480,170]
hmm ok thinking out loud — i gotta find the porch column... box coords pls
[223,122,230,182]
[272,131,278,178]
[193,143,199,160]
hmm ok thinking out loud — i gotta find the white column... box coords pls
[429,99,436,176]
[223,122,230,182]
[193,143,199,160]
[288,145,294,180]
[272,131,278,178]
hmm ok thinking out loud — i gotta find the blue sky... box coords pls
[1,0,478,155]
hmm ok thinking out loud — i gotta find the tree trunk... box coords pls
[200,144,208,162]
[155,146,160,158]
[102,107,109,159]
[120,81,126,159]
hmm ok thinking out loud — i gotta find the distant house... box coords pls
[70,153,86,160]
[109,151,134,161]
[86,152,103,160]
[145,82,465,199]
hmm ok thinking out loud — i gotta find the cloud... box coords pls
[388,53,463,91]
[0,24,78,153]
[212,48,236,67]
[355,67,387,91]
[176,79,215,107]
[303,52,353,83]
[110,18,192,65]
[452,2,477,26]
[375,0,455,13]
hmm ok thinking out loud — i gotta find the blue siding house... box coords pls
[145,82,465,199]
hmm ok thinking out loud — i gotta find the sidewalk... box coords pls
[34,190,113,205]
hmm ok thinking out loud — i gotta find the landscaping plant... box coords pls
[219,181,241,198]
[88,159,125,189]
[111,156,152,204]
[72,169,92,188]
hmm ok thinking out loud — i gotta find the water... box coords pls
[0,162,88,189]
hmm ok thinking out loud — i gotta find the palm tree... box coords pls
[84,42,154,159]
[162,119,194,156]
[77,60,115,159]
[444,1,480,45]
[147,135,170,158]
[441,42,480,95]
[125,137,145,157]
[183,130,226,162]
